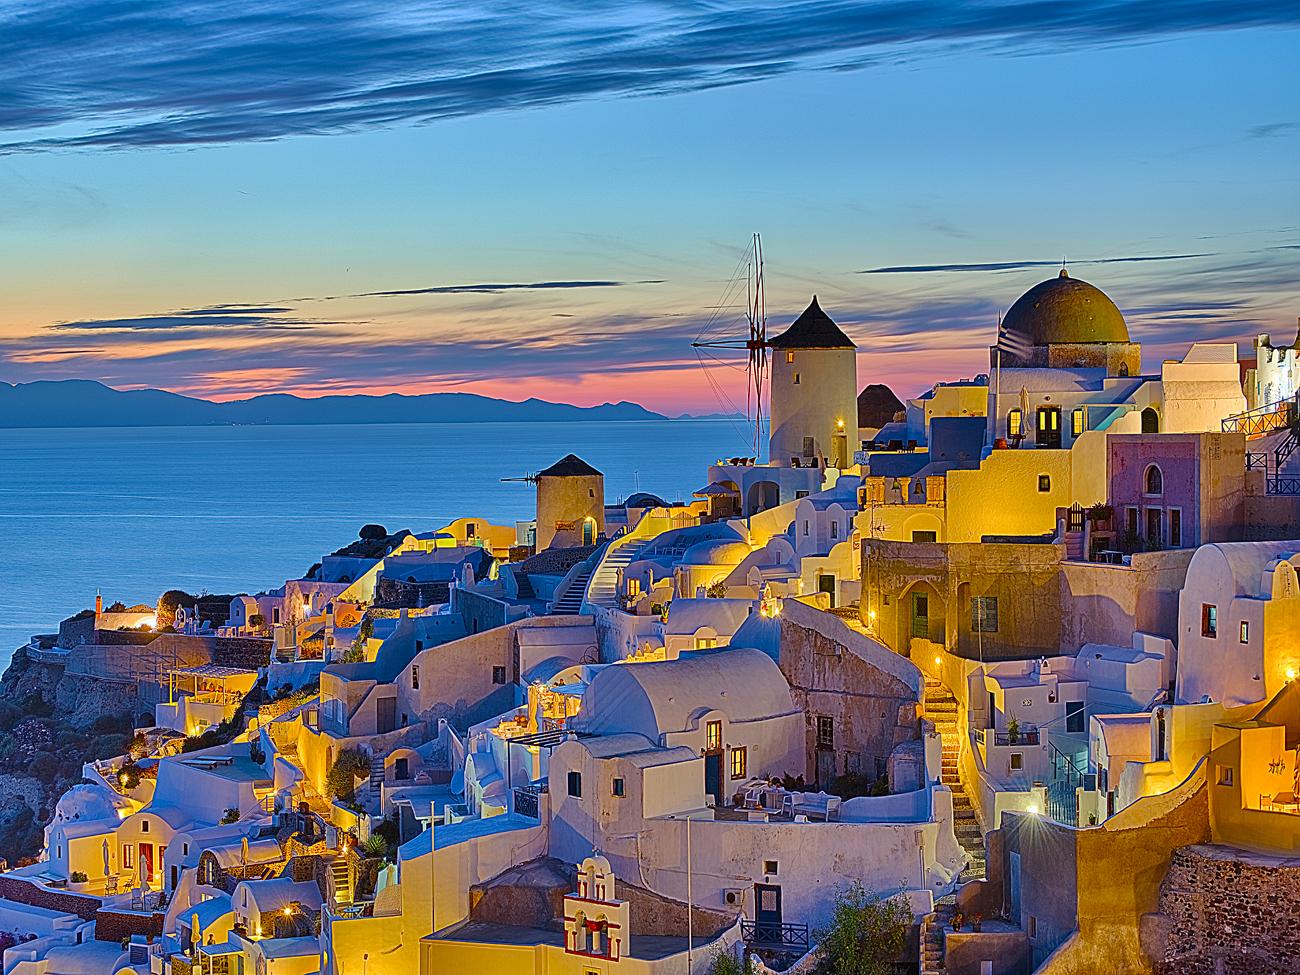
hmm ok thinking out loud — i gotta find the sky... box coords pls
[1,2,1298,419]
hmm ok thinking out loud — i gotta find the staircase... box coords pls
[585,537,654,610]
[514,572,536,600]
[369,756,383,794]
[924,677,985,885]
[550,564,594,615]
[920,912,946,975]
[330,857,352,907]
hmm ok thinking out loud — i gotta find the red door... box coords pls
[139,843,153,883]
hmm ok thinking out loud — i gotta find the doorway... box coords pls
[704,753,724,806]
[754,884,783,943]
[1036,406,1061,449]
[139,843,153,884]
[817,749,837,791]
[818,574,836,609]
[911,591,929,640]
[583,519,594,546]
[832,435,848,469]
[1146,509,1162,549]
[376,697,397,734]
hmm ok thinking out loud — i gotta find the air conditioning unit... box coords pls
[723,889,746,907]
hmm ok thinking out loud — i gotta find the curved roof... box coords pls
[1002,270,1129,346]
[574,647,797,739]
[53,783,127,824]
[769,296,856,350]
[538,454,603,478]
[679,538,751,566]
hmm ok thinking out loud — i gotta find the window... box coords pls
[1202,604,1217,638]
[1066,702,1086,734]
[123,845,134,868]
[1146,465,1163,495]
[273,608,280,624]
[415,639,424,652]
[706,720,722,751]
[971,596,999,633]
[803,437,815,458]
[1028,916,1037,940]
[731,747,747,779]
[627,578,640,598]
[793,373,800,385]
[1126,507,1139,536]
[411,666,419,690]
[912,530,937,543]
[1170,508,1182,547]
[763,860,779,875]
[612,778,625,797]
[568,771,582,797]
[803,520,810,536]
[183,843,189,855]
[817,716,834,749]
[1072,408,1085,437]
[1217,765,1234,787]
[466,522,476,537]
[1038,474,1051,492]
[492,666,507,684]
[795,490,809,499]
[1010,753,1023,771]
[786,351,794,363]
[1008,410,1022,437]
[1240,621,1249,644]
[142,819,149,833]
[695,636,717,649]
[830,520,838,539]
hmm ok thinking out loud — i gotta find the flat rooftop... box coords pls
[429,921,716,960]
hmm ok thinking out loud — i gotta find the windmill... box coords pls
[691,234,769,459]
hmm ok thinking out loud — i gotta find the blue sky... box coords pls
[0,3,1297,415]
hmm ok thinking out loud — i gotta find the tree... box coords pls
[327,750,370,800]
[157,590,196,627]
[359,524,388,540]
[706,580,728,598]
[107,602,127,613]
[813,882,911,975]
[249,614,266,628]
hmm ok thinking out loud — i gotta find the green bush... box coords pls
[709,946,755,974]
[70,871,87,883]
[813,882,911,975]
[249,614,266,627]
[706,580,728,598]
[373,817,400,847]
[220,808,240,824]
[362,834,388,857]
[327,750,370,800]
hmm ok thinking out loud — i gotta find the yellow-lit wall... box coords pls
[947,449,1079,543]
[537,474,605,551]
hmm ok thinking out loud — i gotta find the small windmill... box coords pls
[691,234,769,458]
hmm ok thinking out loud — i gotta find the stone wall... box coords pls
[212,638,272,669]
[0,876,100,920]
[57,615,95,650]
[94,909,165,942]
[374,578,450,609]
[1151,843,1300,975]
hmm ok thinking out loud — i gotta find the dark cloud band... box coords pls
[2,1,1298,150]
[861,254,1214,273]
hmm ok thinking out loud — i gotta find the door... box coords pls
[376,697,397,734]
[583,520,594,546]
[139,843,153,884]
[394,757,409,780]
[911,592,929,639]
[1036,406,1061,448]
[832,435,848,469]
[704,753,723,806]
[817,749,837,791]
[754,884,783,944]
[1146,508,1162,549]
[818,574,836,609]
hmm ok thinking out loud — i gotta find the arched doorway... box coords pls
[582,518,595,546]
[1141,407,1159,433]
[746,480,780,515]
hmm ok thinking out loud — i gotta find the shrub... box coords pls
[706,580,728,598]
[709,945,755,974]
[70,871,88,883]
[156,590,196,627]
[830,772,889,800]
[106,602,127,613]
[813,881,912,975]
[359,524,388,540]
[373,818,400,847]
[327,750,370,800]
[362,834,388,857]
[220,809,240,824]
[305,563,322,580]
[249,614,266,628]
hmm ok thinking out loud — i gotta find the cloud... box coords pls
[860,254,1214,273]
[48,305,321,331]
[2,1,1299,151]
[1248,122,1297,138]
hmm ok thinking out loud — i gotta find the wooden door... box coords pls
[912,592,929,639]
[1036,407,1061,448]
[704,753,723,806]
[377,697,397,734]
[754,883,782,943]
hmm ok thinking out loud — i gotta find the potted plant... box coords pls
[950,912,963,932]
[1087,503,1113,528]
[1007,714,1020,745]
[69,871,89,892]
[972,913,982,933]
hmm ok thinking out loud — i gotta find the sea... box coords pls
[0,419,750,668]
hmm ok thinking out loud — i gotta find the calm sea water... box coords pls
[0,420,745,666]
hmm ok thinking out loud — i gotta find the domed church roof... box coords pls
[769,296,856,350]
[1002,270,1129,346]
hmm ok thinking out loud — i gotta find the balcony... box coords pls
[976,726,1040,747]
[741,920,810,952]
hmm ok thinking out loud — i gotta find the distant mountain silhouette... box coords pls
[0,380,667,427]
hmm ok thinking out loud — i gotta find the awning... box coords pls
[693,482,741,498]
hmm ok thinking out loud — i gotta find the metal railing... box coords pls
[513,787,540,818]
[1223,396,1297,437]
[975,727,1039,747]
[741,920,810,952]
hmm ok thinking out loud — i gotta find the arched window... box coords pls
[1118,361,1130,377]
[1146,465,1163,495]
[1141,407,1159,433]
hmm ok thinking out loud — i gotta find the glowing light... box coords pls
[284,907,293,916]
[1288,667,1298,682]
[139,615,157,629]
[868,610,877,620]
[1028,804,1040,815]
[935,656,942,667]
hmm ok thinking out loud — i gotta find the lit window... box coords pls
[1217,765,1234,787]
[706,720,722,751]
[1072,408,1085,437]
[731,747,747,779]
[1008,410,1022,436]
[1038,474,1051,492]
[627,578,640,598]
[568,771,582,797]
[793,373,800,385]
[612,778,625,797]
[123,846,134,868]
[786,352,794,363]
[1240,621,1249,644]
[695,637,717,649]
[1202,604,1217,639]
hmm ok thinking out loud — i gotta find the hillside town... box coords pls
[7,270,1300,975]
